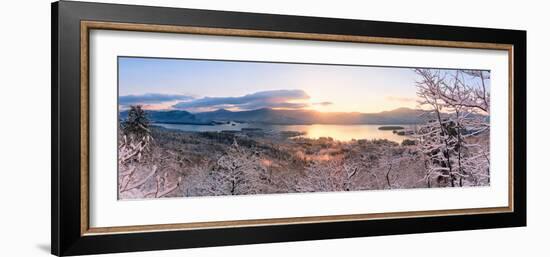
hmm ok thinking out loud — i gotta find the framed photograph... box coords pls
[52,1,526,255]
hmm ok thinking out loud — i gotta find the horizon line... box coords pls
[119,106,424,115]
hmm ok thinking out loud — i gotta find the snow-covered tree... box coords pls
[296,157,347,192]
[118,105,182,199]
[414,69,490,187]
[194,138,273,196]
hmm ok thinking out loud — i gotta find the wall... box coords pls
[0,0,546,256]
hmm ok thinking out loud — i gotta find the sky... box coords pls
[118,57,425,113]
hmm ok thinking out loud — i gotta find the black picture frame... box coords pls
[51,1,526,256]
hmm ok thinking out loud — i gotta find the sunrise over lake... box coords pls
[117,56,491,200]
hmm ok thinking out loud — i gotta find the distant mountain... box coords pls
[195,108,310,124]
[364,107,426,124]
[194,107,426,125]
[119,110,213,125]
[120,107,428,125]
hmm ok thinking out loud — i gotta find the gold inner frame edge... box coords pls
[80,20,515,236]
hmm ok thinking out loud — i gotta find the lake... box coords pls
[155,122,414,143]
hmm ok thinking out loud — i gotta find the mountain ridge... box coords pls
[120,107,426,125]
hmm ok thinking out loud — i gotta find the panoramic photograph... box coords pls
[117,57,491,200]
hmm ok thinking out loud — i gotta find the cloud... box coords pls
[173,90,310,111]
[119,93,193,106]
[313,101,333,106]
[385,96,416,102]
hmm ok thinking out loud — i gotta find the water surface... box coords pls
[156,123,414,143]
